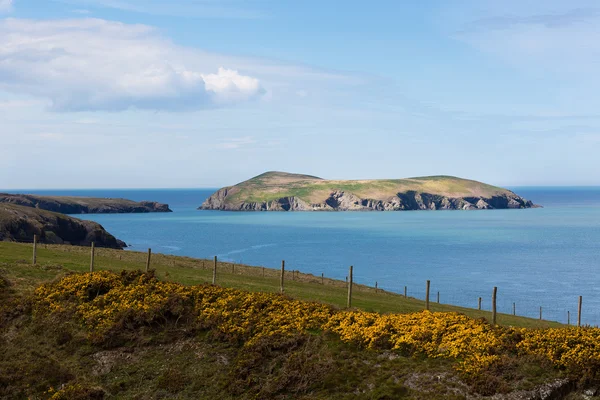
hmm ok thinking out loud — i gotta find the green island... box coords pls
[200,171,537,211]
[2,241,599,399]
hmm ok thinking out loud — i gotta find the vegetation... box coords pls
[0,204,125,248]
[0,193,171,214]
[1,242,598,399]
[203,171,530,208]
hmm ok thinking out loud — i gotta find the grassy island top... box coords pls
[224,171,515,204]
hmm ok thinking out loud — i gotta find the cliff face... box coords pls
[0,204,125,249]
[201,189,535,211]
[0,194,172,214]
[199,172,538,212]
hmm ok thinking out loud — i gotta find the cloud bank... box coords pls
[0,18,264,111]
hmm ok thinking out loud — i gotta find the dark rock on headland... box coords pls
[0,194,172,214]
[0,203,126,249]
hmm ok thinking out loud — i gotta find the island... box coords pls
[0,203,126,249]
[200,171,537,211]
[0,193,172,214]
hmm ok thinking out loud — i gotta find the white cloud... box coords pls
[0,18,265,111]
[0,0,13,13]
[454,7,600,76]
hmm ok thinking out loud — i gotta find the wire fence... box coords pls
[10,237,600,327]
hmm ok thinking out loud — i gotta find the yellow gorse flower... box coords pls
[33,271,600,378]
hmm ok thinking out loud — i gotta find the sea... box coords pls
[5,187,600,325]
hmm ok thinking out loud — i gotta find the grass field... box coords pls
[4,241,599,399]
[223,171,514,204]
[0,241,560,329]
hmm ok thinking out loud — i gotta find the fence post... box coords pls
[513,302,516,316]
[32,234,37,265]
[567,311,570,325]
[375,281,378,294]
[90,242,95,272]
[280,260,285,294]
[404,285,407,298]
[321,273,324,285]
[437,291,440,304]
[492,287,497,325]
[478,297,482,311]
[539,306,542,320]
[578,296,582,327]
[425,280,430,310]
[347,266,353,308]
[145,248,152,272]
[212,256,217,285]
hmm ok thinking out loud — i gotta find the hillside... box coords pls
[0,193,172,214]
[200,171,537,211]
[0,203,125,248]
[0,242,596,399]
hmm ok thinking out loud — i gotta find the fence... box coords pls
[23,236,595,326]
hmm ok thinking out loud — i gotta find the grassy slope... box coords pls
[3,242,594,399]
[224,171,513,204]
[0,242,560,328]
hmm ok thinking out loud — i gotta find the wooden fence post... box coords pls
[492,287,497,325]
[32,234,37,265]
[513,302,516,316]
[437,291,440,304]
[425,280,430,310]
[280,260,285,294]
[212,256,217,285]
[478,297,482,311]
[321,273,324,285]
[404,285,407,298]
[567,311,570,325]
[375,281,378,294]
[347,266,353,308]
[145,248,152,272]
[578,296,582,327]
[90,242,95,272]
[539,306,542,320]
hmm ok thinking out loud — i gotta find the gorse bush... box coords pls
[33,271,600,382]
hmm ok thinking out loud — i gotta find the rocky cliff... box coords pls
[200,172,537,211]
[0,194,172,214]
[0,203,126,249]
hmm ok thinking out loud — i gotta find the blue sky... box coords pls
[2,0,600,188]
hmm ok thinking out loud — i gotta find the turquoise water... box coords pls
[7,187,600,325]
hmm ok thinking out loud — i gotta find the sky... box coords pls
[1,0,600,188]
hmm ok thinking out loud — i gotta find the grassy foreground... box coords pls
[2,241,598,399]
[0,242,559,329]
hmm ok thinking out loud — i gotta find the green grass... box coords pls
[2,241,593,399]
[221,171,514,204]
[0,241,560,329]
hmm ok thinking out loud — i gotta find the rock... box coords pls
[0,203,125,249]
[0,194,172,214]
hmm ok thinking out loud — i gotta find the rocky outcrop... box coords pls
[0,203,126,249]
[200,189,536,212]
[0,194,172,214]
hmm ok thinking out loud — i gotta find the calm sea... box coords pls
[5,187,600,325]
